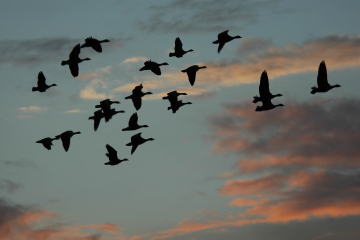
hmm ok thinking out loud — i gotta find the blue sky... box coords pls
[1,1,360,240]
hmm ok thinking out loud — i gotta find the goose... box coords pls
[253,71,283,103]
[36,137,58,150]
[168,100,192,114]
[139,60,168,76]
[311,60,341,94]
[88,110,105,131]
[32,71,57,93]
[122,112,149,131]
[169,37,193,58]
[80,36,110,53]
[61,44,91,77]
[255,98,284,112]
[103,108,125,122]
[125,83,153,110]
[126,132,154,155]
[105,144,128,166]
[55,130,81,152]
[213,30,241,53]
[162,91,187,102]
[181,65,206,86]
[95,99,120,109]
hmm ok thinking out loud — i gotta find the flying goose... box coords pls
[253,71,283,103]
[88,110,105,131]
[311,60,341,94]
[55,130,81,152]
[125,83,153,110]
[122,112,149,131]
[126,132,154,155]
[139,60,168,76]
[32,71,57,93]
[162,91,187,102]
[168,100,192,114]
[181,65,207,86]
[213,30,241,53]
[95,99,120,109]
[105,144,128,166]
[103,108,125,122]
[169,37,193,58]
[36,137,58,150]
[61,44,91,77]
[81,36,110,53]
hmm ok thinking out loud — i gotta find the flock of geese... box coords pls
[33,31,341,165]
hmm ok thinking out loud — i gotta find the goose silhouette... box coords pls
[126,132,154,155]
[88,110,105,131]
[61,44,91,77]
[81,36,110,53]
[139,60,168,76]
[55,130,81,152]
[255,98,284,112]
[213,30,241,53]
[103,108,125,122]
[162,91,187,102]
[168,100,192,114]
[32,71,57,93]
[105,144,128,166]
[122,112,149,131]
[95,99,120,109]
[169,37,193,58]
[181,65,206,86]
[253,71,283,103]
[311,60,341,94]
[125,83,153,110]
[36,137,58,150]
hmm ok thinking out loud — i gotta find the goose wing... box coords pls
[174,37,184,52]
[37,71,46,86]
[317,61,329,88]
[69,63,79,77]
[218,30,229,40]
[128,112,138,127]
[106,144,117,156]
[131,132,142,142]
[217,42,226,53]
[150,65,161,75]
[132,96,142,110]
[69,44,81,59]
[93,116,102,131]
[61,136,71,152]
[91,41,103,53]
[186,70,196,86]
[131,144,138,155]
[259,70,271,98]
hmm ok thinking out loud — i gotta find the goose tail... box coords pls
[61,61,67,66]
[32,87,37,92]
[169,52,175,57]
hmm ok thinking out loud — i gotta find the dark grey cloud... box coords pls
[0,180,22,193]
[136,0,284,33]
[0,198,27,226]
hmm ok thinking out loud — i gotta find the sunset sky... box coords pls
[1,1,360,240]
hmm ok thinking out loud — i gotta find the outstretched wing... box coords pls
[128,112,138,126]
[69,44,81,59]
[91,42,102,53]
[61,137,71,152]
[38,71,46,86]
[317,60,329,88]
[132,97,142,110]
[106,144,117,156]
[69,64,79,77]
[150,66,161,75]
[218,30,229,39]
[174,37,183,52]
[217,42,225,53]
[187,71,196,86]
[259,70,271,97]
[131,144,138,155]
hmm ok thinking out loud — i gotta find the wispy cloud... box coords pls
[121,56,147,64]
[18,106,47,113]
[0,180,22,193]
[65,109,87,113]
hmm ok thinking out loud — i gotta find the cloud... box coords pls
[79,79,110,100]
[136,0,284,33]
[77,66,112,81]
[18,106,47,113]
[65,109,87,113]
[0,180,22,193]
[121,57,147,64]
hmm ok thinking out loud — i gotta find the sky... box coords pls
[1,0,360,239]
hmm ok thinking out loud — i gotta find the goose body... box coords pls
[253,71,283,103]
[311,60,341,94]
[169,37,193,58]
[103,108,125,122]
[32,71,57,93]
[181,65,207,86]
[126,132,154,155]
[55,130,81,152]
[168,100,192,114]
[81,36,110,53]
[122,112,149,131]
[105,144,128,166]
[162,91,187,102]
[36,137,58,150]
[61,44,91,77]
[213,30,241,53]
[125,83,153,110]
[88,110,105,131]
[95,99,120,109]
[139,60,168,76]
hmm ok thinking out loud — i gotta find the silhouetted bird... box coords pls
[105,144,128,166]
[253,71,283,103]
[126,132,154,155]
[36,137,58,150]
[255,98,284,112]
[125,83,153,110]
[311,60,341,94]
[169,37,193,58]
[168,100,192,114]
[95,99,120,109]
[32,72,57,93]
[139,60,168,75]
[81,36,110,53]
[88,110,105,131]
[61,44,91,77]
[213,30,241,53]
[122,112,149,131]
[103,108,125,122]
[181,65,206,86]
[162,91,187,102]
[55,130,81,152]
